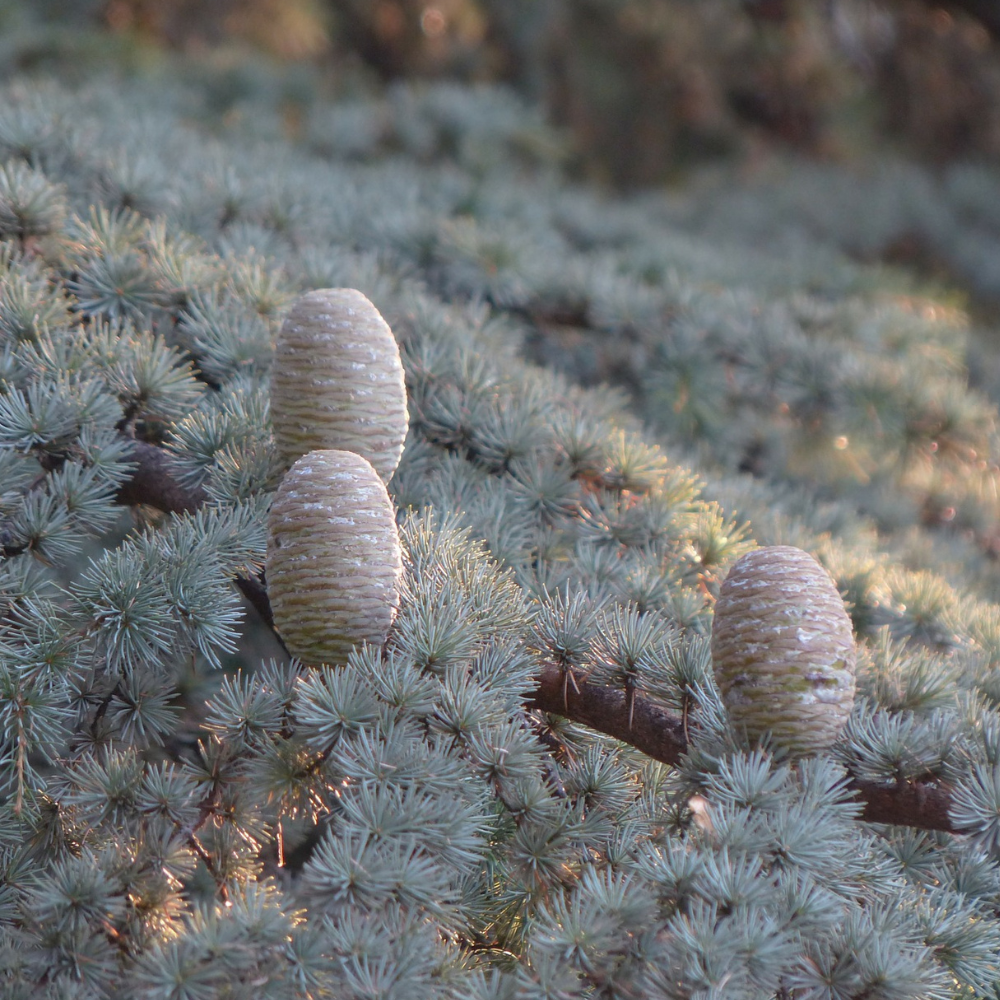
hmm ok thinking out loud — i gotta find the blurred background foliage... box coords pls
[7,0,1000,597]
[5,0,1000,188]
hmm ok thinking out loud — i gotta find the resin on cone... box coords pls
[267,449,403,665]
[711,545,856,756]
[271,288,408,483]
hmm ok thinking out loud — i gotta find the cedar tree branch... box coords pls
[117,441,961,835]
[529,664,958,832]
[116,440,206,513]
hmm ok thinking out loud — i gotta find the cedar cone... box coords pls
[271,288,408,483]
[266,449,403,665]
[711,545,856,756]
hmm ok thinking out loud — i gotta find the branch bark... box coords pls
[116,440,206,513]
[115,442,961,835]
[530,664,958,833]
[529,664,688,766]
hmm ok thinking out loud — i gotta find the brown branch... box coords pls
[114,442,961,835]
[529,664,688,766]
[848,775,955,831]
[529,663,959,834]
[234,573,277,631]
[116,439,206,513]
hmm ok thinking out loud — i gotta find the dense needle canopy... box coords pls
[0,32,999,1000]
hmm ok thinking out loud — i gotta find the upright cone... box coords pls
[271,288,408,483]
[711,545,856,756]
[267,449,403,666]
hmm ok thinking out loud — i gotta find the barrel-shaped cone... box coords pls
[711,545,856,756]
[271,288,408,483]
[267,449,403,665]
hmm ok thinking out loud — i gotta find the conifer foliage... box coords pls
[1,59,1000,1000]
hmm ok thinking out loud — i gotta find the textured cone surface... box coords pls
[271,288,408,483]
[711,545,856,755]
[267,449,403,666]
